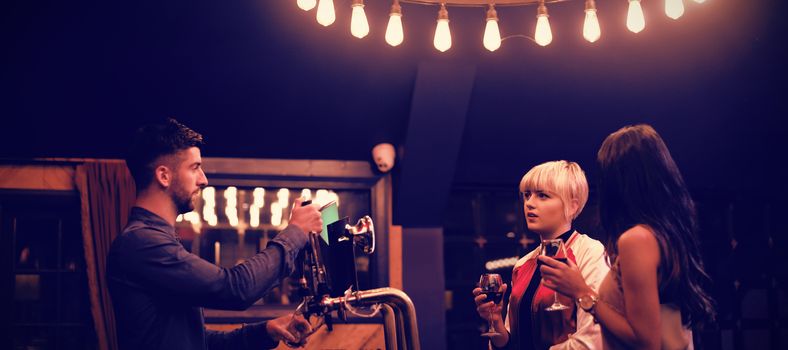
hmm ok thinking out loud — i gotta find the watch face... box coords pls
[579,295,593,310]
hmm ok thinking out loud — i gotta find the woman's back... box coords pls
[598,260,694,350]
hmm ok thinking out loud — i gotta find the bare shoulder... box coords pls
[618,225,658,249]
[617,225,660,264]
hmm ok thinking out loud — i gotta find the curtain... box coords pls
[75,161,135,350]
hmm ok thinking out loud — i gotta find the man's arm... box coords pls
[205,322,279,350]
[115,224,307,310]
[205,313,313,349]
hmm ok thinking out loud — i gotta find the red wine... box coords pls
[482,291,503,304]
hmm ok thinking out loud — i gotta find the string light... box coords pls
[665,0,685,20]
[297,0,316,11]
[277,188,290,209]
[296,0,704,49]
[583,0,601,43]
[249,188,265,228]
[275,188,290,227]
[482,4,501,52]
[316,0,336,26]
[385,0,404,47]
[183,211,202,232]
[185,186,343,229]
[350,0,370,38]
[202,186,218,226]
[314,189,330,207]
[271,202,283,227]
[224,187,238,227]
[627,0,646,33]
[534,1,553,47]
[433,3,451,52]
[300,188,312,201]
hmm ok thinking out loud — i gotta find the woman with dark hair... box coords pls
[538,125,715,350]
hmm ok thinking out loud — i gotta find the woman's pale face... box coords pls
[522,189,570,237]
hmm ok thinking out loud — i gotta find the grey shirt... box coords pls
[107,207,307,350]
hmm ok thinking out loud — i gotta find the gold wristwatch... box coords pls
[577,293,598,314]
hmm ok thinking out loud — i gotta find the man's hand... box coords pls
[289,198,323,234]
[265,314,313,346]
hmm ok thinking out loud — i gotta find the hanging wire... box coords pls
[501,34,538,44]
[399,0,577,8]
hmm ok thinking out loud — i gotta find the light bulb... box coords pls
[316,0,335,27]
[534,16,552,46]
[665,0,685,19]
[484,20,501,51]
[583,10,601,42]
[350,1,369,38]
[433,5,451,52]
[534,3,552,47]
[277,188,289,209]
[627,0,646,33]
[315,190,329,205]
[386,14,404,46]
[483,5,501,52]
[300,188,311,201]
[297,0,316,11]
[434,20,451,52]
[386,1,404,46]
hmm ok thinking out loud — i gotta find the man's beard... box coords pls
[171,178,196,214]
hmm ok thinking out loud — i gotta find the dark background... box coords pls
[3,0,787,349]
[2,0,786,189]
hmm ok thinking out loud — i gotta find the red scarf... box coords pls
[507,233,579,350]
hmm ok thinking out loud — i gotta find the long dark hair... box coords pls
[597,124,715,327]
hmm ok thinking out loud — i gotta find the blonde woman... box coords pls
[473,161,608,349]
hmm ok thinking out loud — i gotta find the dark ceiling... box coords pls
[2,0,786,191]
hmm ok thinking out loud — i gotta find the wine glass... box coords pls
[478,273,504,337]
[541,239,571,311]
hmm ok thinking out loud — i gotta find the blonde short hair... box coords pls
[519,160,589,221]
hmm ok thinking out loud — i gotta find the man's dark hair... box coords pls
[125,118,204,192]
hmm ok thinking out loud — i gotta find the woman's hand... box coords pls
[472,283,508,323]
[538,256,593,299]
[473,283,511,347]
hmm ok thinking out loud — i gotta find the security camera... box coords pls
[372,143,396,173]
